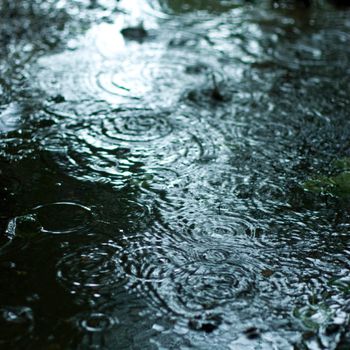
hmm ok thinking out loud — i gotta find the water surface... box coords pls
[1,0,350,349]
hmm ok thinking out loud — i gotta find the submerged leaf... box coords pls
[303,158,350,198]
[332,157,350,171]
[303,176,335,195]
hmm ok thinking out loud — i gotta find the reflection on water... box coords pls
[1,0,350,349]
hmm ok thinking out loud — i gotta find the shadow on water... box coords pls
[1,0,350,349]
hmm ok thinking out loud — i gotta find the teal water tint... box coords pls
[1,0,350,349]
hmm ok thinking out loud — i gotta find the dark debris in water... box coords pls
[325,323,341,335]
[303,157,350,198]
[121,25,148,42]
[244,327,261,340]
[185,63,210,75]
[260,269,274,278]
[188,314,222,333]
[184,75,233,105]
[50,95,66,104]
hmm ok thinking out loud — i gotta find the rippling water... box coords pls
[1,0,350,349]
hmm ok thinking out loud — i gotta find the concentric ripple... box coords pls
[35,52,96,102]
[100,109,173,143]
[141,0,239,19]
[40,107,174,186]
[272,29,350,73]
[94,50,216,105]
[162,261,256,314]
[63,107,174,150]
[5,203,89,241]
[243,121,295,147]
[168,211,261,243]
[41,105,228,189]
[196,247,231,263]
[56,243,124,302]
[113,230,280,338]
[144,120,225,168]
[117,246,172,284]
[32,202,93,235]
[110,228,263,317]
[44,99,111,120]
[40,138,130,189]
[35,48,218,106]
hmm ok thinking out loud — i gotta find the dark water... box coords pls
[1,0,350,348]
